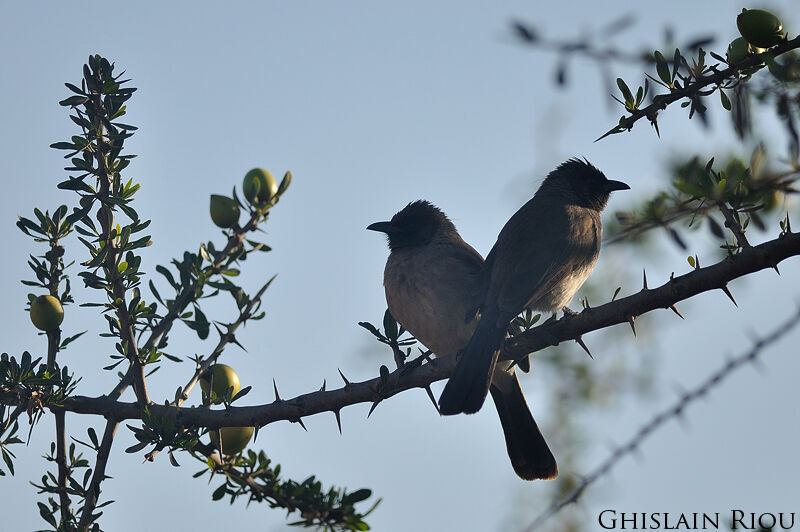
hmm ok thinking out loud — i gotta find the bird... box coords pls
[368,200,558,480]
[438,158,630,418]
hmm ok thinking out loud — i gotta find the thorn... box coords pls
[670,272,675,281]
[338,369,351,387]
[669,304,684,319]
[319,379,326,392]
[230,335,246,351]
[575,336,593,359]
[772,263,781,275]
[367,400,381,418]
[295,418,308,432]
[642,269,648,290]
[424,385,441,414]
[333,409,342,434]
[272,379,281,402]
[253,425,260,442]
[720,285,738,307]
[628,316,637,336]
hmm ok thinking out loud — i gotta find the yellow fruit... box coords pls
[737,8,785,48]
[199,363,241,403]
[30,295,64,331]
[209,195,240,228]
[242,168,278,204]
[210,426,254,455]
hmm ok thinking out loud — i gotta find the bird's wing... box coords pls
[487,201,599,324]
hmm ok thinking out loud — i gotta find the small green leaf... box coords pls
[88,428,99,448]
[719,89,731,111]
[278,170,292,196]
[125,441,148,454]
[654,51,671,85]
[212,483,227,501]
[342,488,372,504]
[616,78,634,104]
[50,141,77,151]
[358,321,384,340]
[383,310,398,341]
[59,95,89,107]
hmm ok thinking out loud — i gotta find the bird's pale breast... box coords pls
[383,244,480,358]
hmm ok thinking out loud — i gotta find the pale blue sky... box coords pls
[1,2,798,531]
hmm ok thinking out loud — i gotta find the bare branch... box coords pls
[524,306,800,531]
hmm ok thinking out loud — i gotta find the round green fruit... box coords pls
[209,195,240,228]
[30,295,64,331]
[242,168,278,204]
[199,363,241,403]
[210,426,254,455]
[737,8,785,48]
[726,37,752,63]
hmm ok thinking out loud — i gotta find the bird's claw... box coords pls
[561,306,579,318]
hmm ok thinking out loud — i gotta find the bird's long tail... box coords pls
[438,321,505,415]
[490,367,558,480]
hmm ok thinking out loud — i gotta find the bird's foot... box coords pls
[561,306,579,318]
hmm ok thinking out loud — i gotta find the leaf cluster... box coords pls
[196,448,379,531]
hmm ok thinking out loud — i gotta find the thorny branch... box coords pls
[32,230,800,429]
[77,421,118,531]
[43,214,69,523]
[524,306,800,532]
[503,231,800,362]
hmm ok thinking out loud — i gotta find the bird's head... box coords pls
[367,200,455,251]
[542,158,630,211]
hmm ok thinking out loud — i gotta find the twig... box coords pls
[54,411,71,525]
[605,35,800,138]
[86,89,150,407]
[77,419,118,531]
[606,170,799,246]
[717,201,751,249]
[524,306,800,531]
[140,206,266,353]
[176,274,276,407]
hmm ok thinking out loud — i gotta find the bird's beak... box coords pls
[604,179,631,192]
[367,221,396,234]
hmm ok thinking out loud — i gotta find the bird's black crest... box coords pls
[542,158,617,210]
[391,200,452,230]
[550,158,607,186]
[377,200,455,250]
